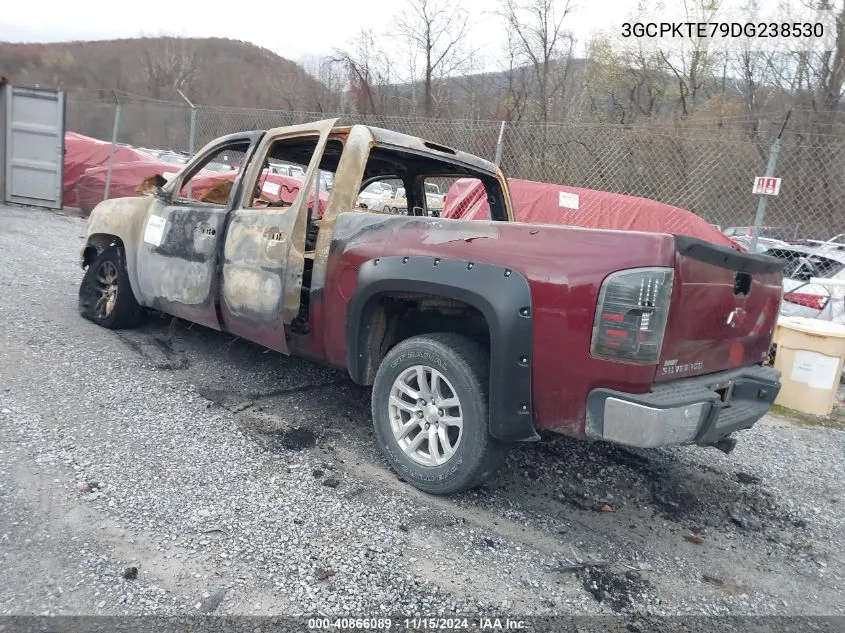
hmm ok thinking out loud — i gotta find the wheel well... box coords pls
[356,292,490,385]
[82,234,124,268]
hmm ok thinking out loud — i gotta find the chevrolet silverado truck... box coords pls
[78,119,785,495]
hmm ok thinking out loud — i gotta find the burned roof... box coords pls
[361,125,500,176]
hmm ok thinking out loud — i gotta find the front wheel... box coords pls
[78,245,144,329]
[371,333,508,495]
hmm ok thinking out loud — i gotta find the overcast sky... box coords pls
[0,0,831,68]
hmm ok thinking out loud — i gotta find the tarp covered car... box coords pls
[64,132,158,207]
[76,159,329,216]
[76,160,181,213]
[442,178,739,249]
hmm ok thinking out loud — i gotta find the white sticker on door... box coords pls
[143,215,167,247]
[559,191,580,210]
[790,350,841,390]
[262,182,281,196]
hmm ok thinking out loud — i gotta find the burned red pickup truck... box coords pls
[78,119,784,494]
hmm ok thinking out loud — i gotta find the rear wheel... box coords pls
[371,333,508,495]
[78,246,144,329]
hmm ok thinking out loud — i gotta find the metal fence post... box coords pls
[103,92,121,201]
[188,105,196,159]
[750,111,791,250]
[177,89,196,197]
[494,121,506,166]
[749,139,780,251]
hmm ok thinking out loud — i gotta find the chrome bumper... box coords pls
[585,365,781,449]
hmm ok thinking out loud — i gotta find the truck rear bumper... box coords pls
[585,365,781,449]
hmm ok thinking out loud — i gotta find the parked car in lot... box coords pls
[761,240,845,324]
[78,119,785,495]
[425,182,443,201]
[269,162,306,180]
[724,226,789,241]
[203,160,237,172]
[158,151,191,165]
[356,181,394,208]
[730,235,790,253]
[379,185,444,216]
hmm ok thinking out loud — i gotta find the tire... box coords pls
[78,245,144,329]
[371,332,508,495]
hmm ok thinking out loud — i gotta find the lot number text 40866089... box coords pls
[307,617,527,630]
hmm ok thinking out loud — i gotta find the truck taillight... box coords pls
[590,267,674,364]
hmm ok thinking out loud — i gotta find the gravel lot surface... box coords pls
[1,205,844,625]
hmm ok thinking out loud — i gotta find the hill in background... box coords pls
[0,37,331,110]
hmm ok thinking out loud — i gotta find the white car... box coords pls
[424,182,444,205]
[268,162,305,180]
[356,182,394,209]
[731,235,790,253]
[763,242,845,324]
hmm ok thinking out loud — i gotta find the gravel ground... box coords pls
[1,204,844,625]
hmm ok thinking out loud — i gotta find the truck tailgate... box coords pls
[656,236,785,382]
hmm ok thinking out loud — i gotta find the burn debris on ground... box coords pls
[578,566,654,613]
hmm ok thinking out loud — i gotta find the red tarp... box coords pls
[76,159,329,216]
[251,173,330,217]
[442,178,738,249]
[64,132,158,207]
[183,171,328,214]
[75,160,180,212]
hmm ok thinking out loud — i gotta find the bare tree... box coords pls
[499,0,575,123]
[652,0,724,118]
[580,35,668,124]
[399,0,471,117]
[772,0,845,234]
[805,0,845,128]
[626,46,668,119]
[139,37,200,100]
[297,54,346,112]
[753,0,845,135]
[730,47,778,139]
[500,23,533,123]
[333,30,395,115]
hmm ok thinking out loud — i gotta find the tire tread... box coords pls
[371,332,508,495]
[79,246,144,330]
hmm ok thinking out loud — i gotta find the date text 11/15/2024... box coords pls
[307,617,527,630]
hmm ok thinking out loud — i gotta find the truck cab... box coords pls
[79,119,784,495]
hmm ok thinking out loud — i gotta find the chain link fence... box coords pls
[66,97,845,241]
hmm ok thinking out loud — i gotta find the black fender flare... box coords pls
[346,255,539,442]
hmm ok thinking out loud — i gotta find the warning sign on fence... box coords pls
[752,177,781,196]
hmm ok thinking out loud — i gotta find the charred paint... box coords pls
[145,207,219,262]
[214,119,339,352]
[133,200,229,330]
[421,221,500,245]
[310,125,372,296]
[83,120,773,444]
